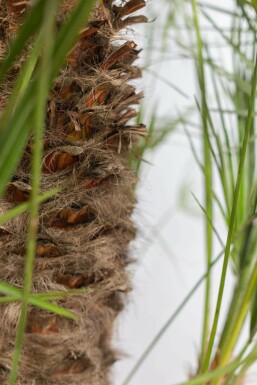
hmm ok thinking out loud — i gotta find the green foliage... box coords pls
[125,1,257,385]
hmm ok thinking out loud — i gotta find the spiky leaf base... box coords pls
[0,1,147,384]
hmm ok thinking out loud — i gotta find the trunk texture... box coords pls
[0,1,147,384]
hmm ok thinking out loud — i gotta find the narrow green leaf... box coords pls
[191,0,213,365]
[202,50,257,373]
[0,281,78,320]
[174,356,242,385]
[0,281,22,298]
[28,296,78,319]
[250,283,257,339]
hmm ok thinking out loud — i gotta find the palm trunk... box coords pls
[0,1,147,384]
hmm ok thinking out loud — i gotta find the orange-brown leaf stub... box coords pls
[36,242,61,258]
[56,268,113,289]
[6,0,28,34]
[114,0,146,17]
[57,275,86,289]
[68,38,96,66]
[5,182,31,203]
[114,91,144,111]
[117,15,148,29]
[101,41,137,71]
[27,316,60,335]
[82,177,105,190]
[84,86,110,108]
[42,151,78,173]
[79,26,98,38]
[55,112,95,142]
[6,0,27,14]
[51,357,92,377]
[50,206,95,229]
[55,83,76,103]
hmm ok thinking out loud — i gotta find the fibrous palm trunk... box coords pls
[0,1,147,384]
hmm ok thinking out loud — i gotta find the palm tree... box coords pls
[0,1,147,384]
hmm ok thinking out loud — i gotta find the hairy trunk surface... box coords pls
[0,1,147,384]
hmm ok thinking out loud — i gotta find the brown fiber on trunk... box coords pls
[0,1,147,384]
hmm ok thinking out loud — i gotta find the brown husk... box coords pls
[0,0,147,384]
